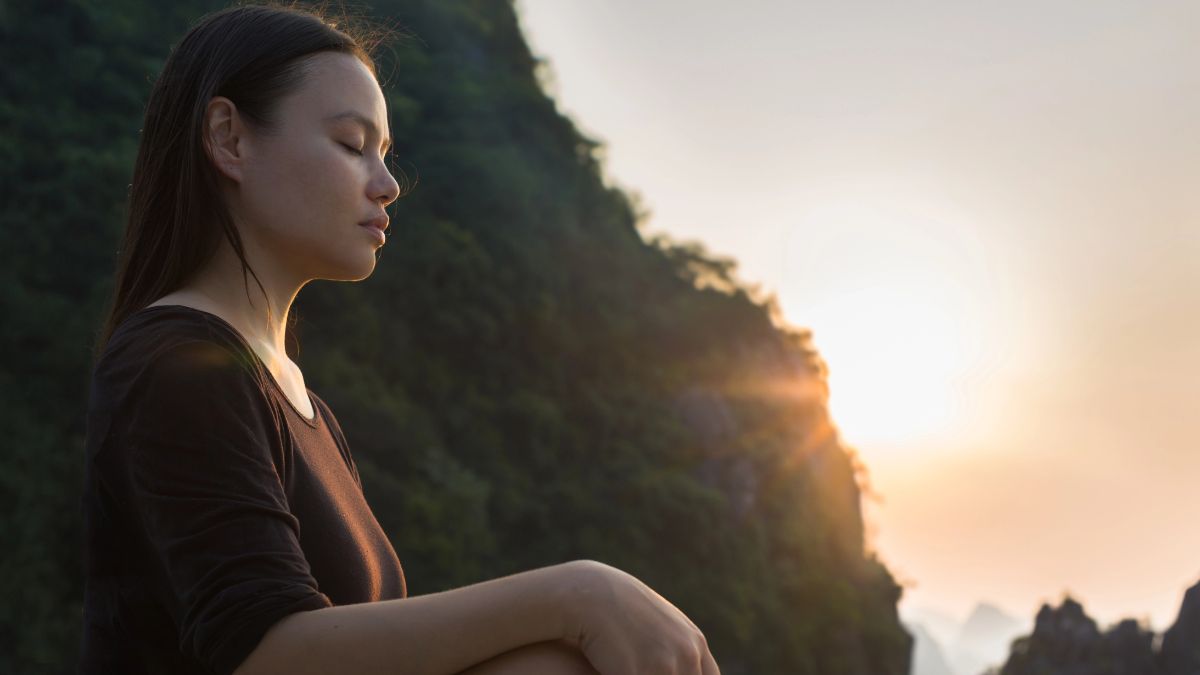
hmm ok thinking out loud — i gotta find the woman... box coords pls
[80,3,719,675]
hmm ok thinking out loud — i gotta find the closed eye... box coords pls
[340,142,364,157]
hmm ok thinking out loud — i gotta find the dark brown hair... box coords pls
[92,1,394,364]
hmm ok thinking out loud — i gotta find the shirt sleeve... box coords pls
[112,339,333,675]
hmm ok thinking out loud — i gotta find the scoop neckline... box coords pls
[135,304,322,427]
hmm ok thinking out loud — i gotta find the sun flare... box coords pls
[778,199,1007,456]
[816,285,970,449]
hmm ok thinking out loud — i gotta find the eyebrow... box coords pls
[324,110,392,153]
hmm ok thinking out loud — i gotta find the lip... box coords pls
[359,214,389,232]
[359,222,385,245]
[358,214,388,246]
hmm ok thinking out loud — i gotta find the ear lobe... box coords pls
[204,96,245,183]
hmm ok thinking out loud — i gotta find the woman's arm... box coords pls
[455,639,600,675]
[234,561,591,675]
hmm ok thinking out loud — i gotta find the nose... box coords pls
[373,156,402,208]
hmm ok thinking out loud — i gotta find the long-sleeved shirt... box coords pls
[79,304,407,674]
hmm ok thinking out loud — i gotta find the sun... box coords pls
[809,284,971,450]
[778,199,1005,458]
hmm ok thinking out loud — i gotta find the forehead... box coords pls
[285,52,387,127]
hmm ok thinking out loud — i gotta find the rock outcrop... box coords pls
[988,581,1200,675]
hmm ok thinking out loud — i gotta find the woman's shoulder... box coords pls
[85,305,282,458]
[98,305,259,381]
[90,306,273,418]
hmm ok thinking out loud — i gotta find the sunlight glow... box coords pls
[778,198,1005,455]
[817,284,969,446]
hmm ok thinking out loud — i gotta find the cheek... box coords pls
[252,144,356,234]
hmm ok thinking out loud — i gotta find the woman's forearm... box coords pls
[455,639,600,675]
[234,560,592,675]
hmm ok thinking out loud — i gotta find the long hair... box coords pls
[91,2,389,365]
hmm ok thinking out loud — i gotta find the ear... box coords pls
[204,96,248,183]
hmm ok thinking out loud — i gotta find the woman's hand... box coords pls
[562,560,721,675]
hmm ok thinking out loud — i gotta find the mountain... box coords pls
[906,620,956,675]
[988,581,1200,675]
[0,1,912,672]
[1159,581,1200,673]
[904,602,1027,675]
[949,603,1026,675]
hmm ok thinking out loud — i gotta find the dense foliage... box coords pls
[0,1,912,672]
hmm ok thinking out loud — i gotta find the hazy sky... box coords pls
[514,0,1200,632]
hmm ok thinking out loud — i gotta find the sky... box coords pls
[514,0,1200,633]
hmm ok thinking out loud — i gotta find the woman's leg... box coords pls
[456,638,600,675]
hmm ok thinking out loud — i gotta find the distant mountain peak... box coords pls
[963,602,1020,628]
[957,602,1023,648]
[905,621,956,675]
[903,602,1029,675]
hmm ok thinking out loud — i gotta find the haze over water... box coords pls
[516,0,1200,631]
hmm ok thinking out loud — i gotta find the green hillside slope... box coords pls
[0,1,912,672]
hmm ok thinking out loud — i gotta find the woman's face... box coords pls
[221,51,400,283]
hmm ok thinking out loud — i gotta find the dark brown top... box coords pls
[79,305,406,674]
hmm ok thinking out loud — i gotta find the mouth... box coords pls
[358,215,388,245]
[358,221,386,245]
[359,214,389,232]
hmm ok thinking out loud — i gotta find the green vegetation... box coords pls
[0,1,912,672]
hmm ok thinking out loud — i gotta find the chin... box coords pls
[349,261,378,282]
[345,255,379,282]
[311,248,379,282]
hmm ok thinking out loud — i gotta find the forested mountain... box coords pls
[0,1,913,672]
[984,582,1200,675]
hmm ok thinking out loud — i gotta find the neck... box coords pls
[182,232,307,358]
